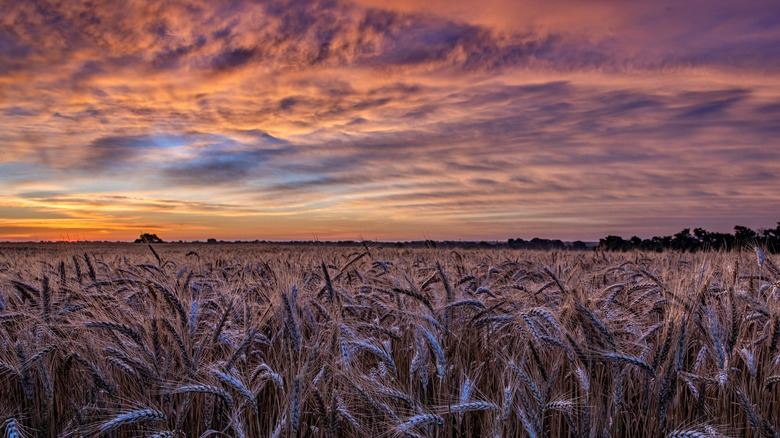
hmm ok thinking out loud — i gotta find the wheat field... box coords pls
[0,243,779,437]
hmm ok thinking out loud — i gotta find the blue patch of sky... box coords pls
[0,162,49,182]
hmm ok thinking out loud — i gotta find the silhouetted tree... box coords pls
[734,225,757,247]
[597,235,630,251]
[671,229,698,251]
[135,233,163,243]
[593,222,780,253]
[508,237,567,250]
[761,222,780,252]
[570,241,588,250]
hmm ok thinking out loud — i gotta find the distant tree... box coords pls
[671,229,697,251]
[508,237,570,250]
[508,238,526,249]
[597,235,629,251]
[135,233,163,243]
[765,222,780,239]
[734,225,757,247]
[207,238,218,244]
[693,228,711,247]
[593,221,780,253]
[762,222,780,252]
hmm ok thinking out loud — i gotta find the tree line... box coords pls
[133,221,780,253]
[595,222,780,253]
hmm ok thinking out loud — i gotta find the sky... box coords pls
[1,0,780,242]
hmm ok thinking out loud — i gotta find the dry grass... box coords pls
[0,242,778,437]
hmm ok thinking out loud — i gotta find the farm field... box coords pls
[0,243,779,437]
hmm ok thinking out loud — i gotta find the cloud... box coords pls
[158,133,291,185]
[1,0,779,241]
[2,106,38,117]
[78,134,189,171]
[150,35,208,70]
[678,97,746,119]
[163,150,268,185]
[209,45,260,71]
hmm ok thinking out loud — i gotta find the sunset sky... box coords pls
[1,0,779,242]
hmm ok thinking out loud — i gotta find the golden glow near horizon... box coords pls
[1,0,779,241]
